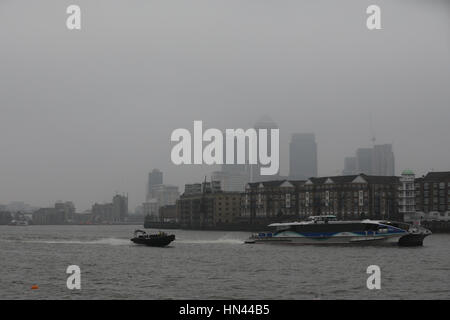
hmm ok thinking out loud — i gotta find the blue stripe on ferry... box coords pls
[276,230,405,237]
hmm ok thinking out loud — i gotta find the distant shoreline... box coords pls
[3,222,450,234]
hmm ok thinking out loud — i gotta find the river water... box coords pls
[0,225,448,299]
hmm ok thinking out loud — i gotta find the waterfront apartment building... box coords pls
[54,201,76,222]
[91,202,115,223]
[92,194,128,223]
[414,171,450,222]
[0,211,12,225]
[176,181,241,228]
[301,175,400,220]
[33,207,65,225]
[241,180,304,225]
[399,170,416,222]
[159,205,177,223]
[32,201,77,225]
[241,174,402,224]
[289,133,318,180]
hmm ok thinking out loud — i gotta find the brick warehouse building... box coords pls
[176,181,241,229]
[414,171,450,221]
[241,180,303,225]
[241,174,401,225]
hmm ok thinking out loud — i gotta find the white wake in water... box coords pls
[175,235,244,245]
[19,238,131,246]
[3,233,247,246]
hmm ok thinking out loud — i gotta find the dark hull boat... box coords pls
[130,230,175,247]
[397,233,429,247]
[378,221,431,247]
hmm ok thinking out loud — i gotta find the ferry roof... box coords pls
[268,219,381,227]
[309,215,337,219]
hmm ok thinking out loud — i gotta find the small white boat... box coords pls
[9,220,29,226]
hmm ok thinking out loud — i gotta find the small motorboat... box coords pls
[130,229,175,247]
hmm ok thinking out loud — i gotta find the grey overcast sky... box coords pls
[0,0,449,211]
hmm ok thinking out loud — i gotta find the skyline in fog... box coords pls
[1,0,449,211]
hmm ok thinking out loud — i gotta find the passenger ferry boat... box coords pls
[246,215,412,245]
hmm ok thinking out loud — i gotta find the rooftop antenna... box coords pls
[369,112,376,146]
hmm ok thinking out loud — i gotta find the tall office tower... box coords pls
[356,148,373,175]
[151,184,180,207]
[222,133,249,178]
[147,169,163,200]
[372,144,395,176]
[112,194,128,222]
[217,128,251,191]
[342,157,357,175]
[211,170,249,192]
[251,116,279,182]
[289,133,318,180]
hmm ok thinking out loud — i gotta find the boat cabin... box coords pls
[306,215,338,223]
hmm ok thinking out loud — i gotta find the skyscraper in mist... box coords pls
[356,148,373,175]
[147,169,163,200]
[209,129,252,192]
[342,156,357,175]
[113,194,128,221]
[372,144,395,176]
[348,144,395,176]
[289,133,318,180]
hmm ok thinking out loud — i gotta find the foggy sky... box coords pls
[0,0,449,211]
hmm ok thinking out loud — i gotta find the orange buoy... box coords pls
[31,285,39,290]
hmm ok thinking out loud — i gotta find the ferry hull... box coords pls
[248,219,412,246]
[252,234,404,245]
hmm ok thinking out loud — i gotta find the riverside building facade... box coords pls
[176,181,241,228]
[414,171,450,222]
[241,174,402,224]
